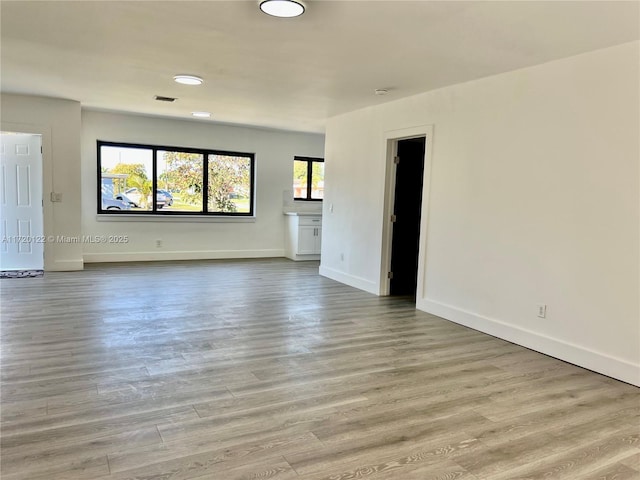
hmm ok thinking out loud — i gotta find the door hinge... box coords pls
[387,271,394,279]
[394,156,400,165]
[390,214,397,223]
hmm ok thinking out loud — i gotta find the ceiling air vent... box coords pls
[154,95,177,102]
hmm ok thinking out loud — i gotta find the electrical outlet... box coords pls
[155,239,163,248]
[537,304,547,318]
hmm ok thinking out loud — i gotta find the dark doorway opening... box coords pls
[389,137,426,297]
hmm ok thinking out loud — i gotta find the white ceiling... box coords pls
[1,1,638,133]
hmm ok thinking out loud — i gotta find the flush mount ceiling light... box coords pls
[173,75,204,86]
[191,111,212,118]
[374,89,389,96]
[260,0,305,18]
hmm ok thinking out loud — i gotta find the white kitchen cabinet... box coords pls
[284,214,322,260]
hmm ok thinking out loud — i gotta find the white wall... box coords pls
[81,110,324,262]
[320,41,640,385]
[1,94,83,271]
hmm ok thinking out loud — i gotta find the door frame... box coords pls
[380,125,434,298]
[1,122,51,270]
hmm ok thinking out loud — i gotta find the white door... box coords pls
[0,133,44,271]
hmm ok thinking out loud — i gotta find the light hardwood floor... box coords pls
[1,259,638,480]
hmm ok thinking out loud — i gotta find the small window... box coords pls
[98,141,255,216]
[293,156,324,201]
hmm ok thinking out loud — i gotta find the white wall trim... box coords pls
[51,259,84,271]
[319,265,379,295]
[418,298,640,387]
[84,249,284,263]
[95,214,256,223]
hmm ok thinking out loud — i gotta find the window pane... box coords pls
[98,141,253,216]
[157,151,204,212]
[100,146,153,211]
[293,159,308,199]
[208,154,251,213]
[311,161,324,199]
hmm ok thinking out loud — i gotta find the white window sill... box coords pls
[96,214,256,223]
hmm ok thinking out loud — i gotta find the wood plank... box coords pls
[1,258,637,480]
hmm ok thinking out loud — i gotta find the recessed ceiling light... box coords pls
[173,75,204,86]
[374,89,389,96]
[260,0,305,18]
[191,112,212,118]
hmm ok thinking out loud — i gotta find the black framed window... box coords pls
[98,141,255,216]
[293,156,324,201]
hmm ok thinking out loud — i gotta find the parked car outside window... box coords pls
[114,193,138,207]
[157,189,174,206]
[102,196,131,210]
[123,188,167,209]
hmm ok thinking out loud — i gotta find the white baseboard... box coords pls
[418,298,640,387]
[83,249,284,263]
[46,259,84,271]
[287,254,321,261]
[319,265,379,295]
